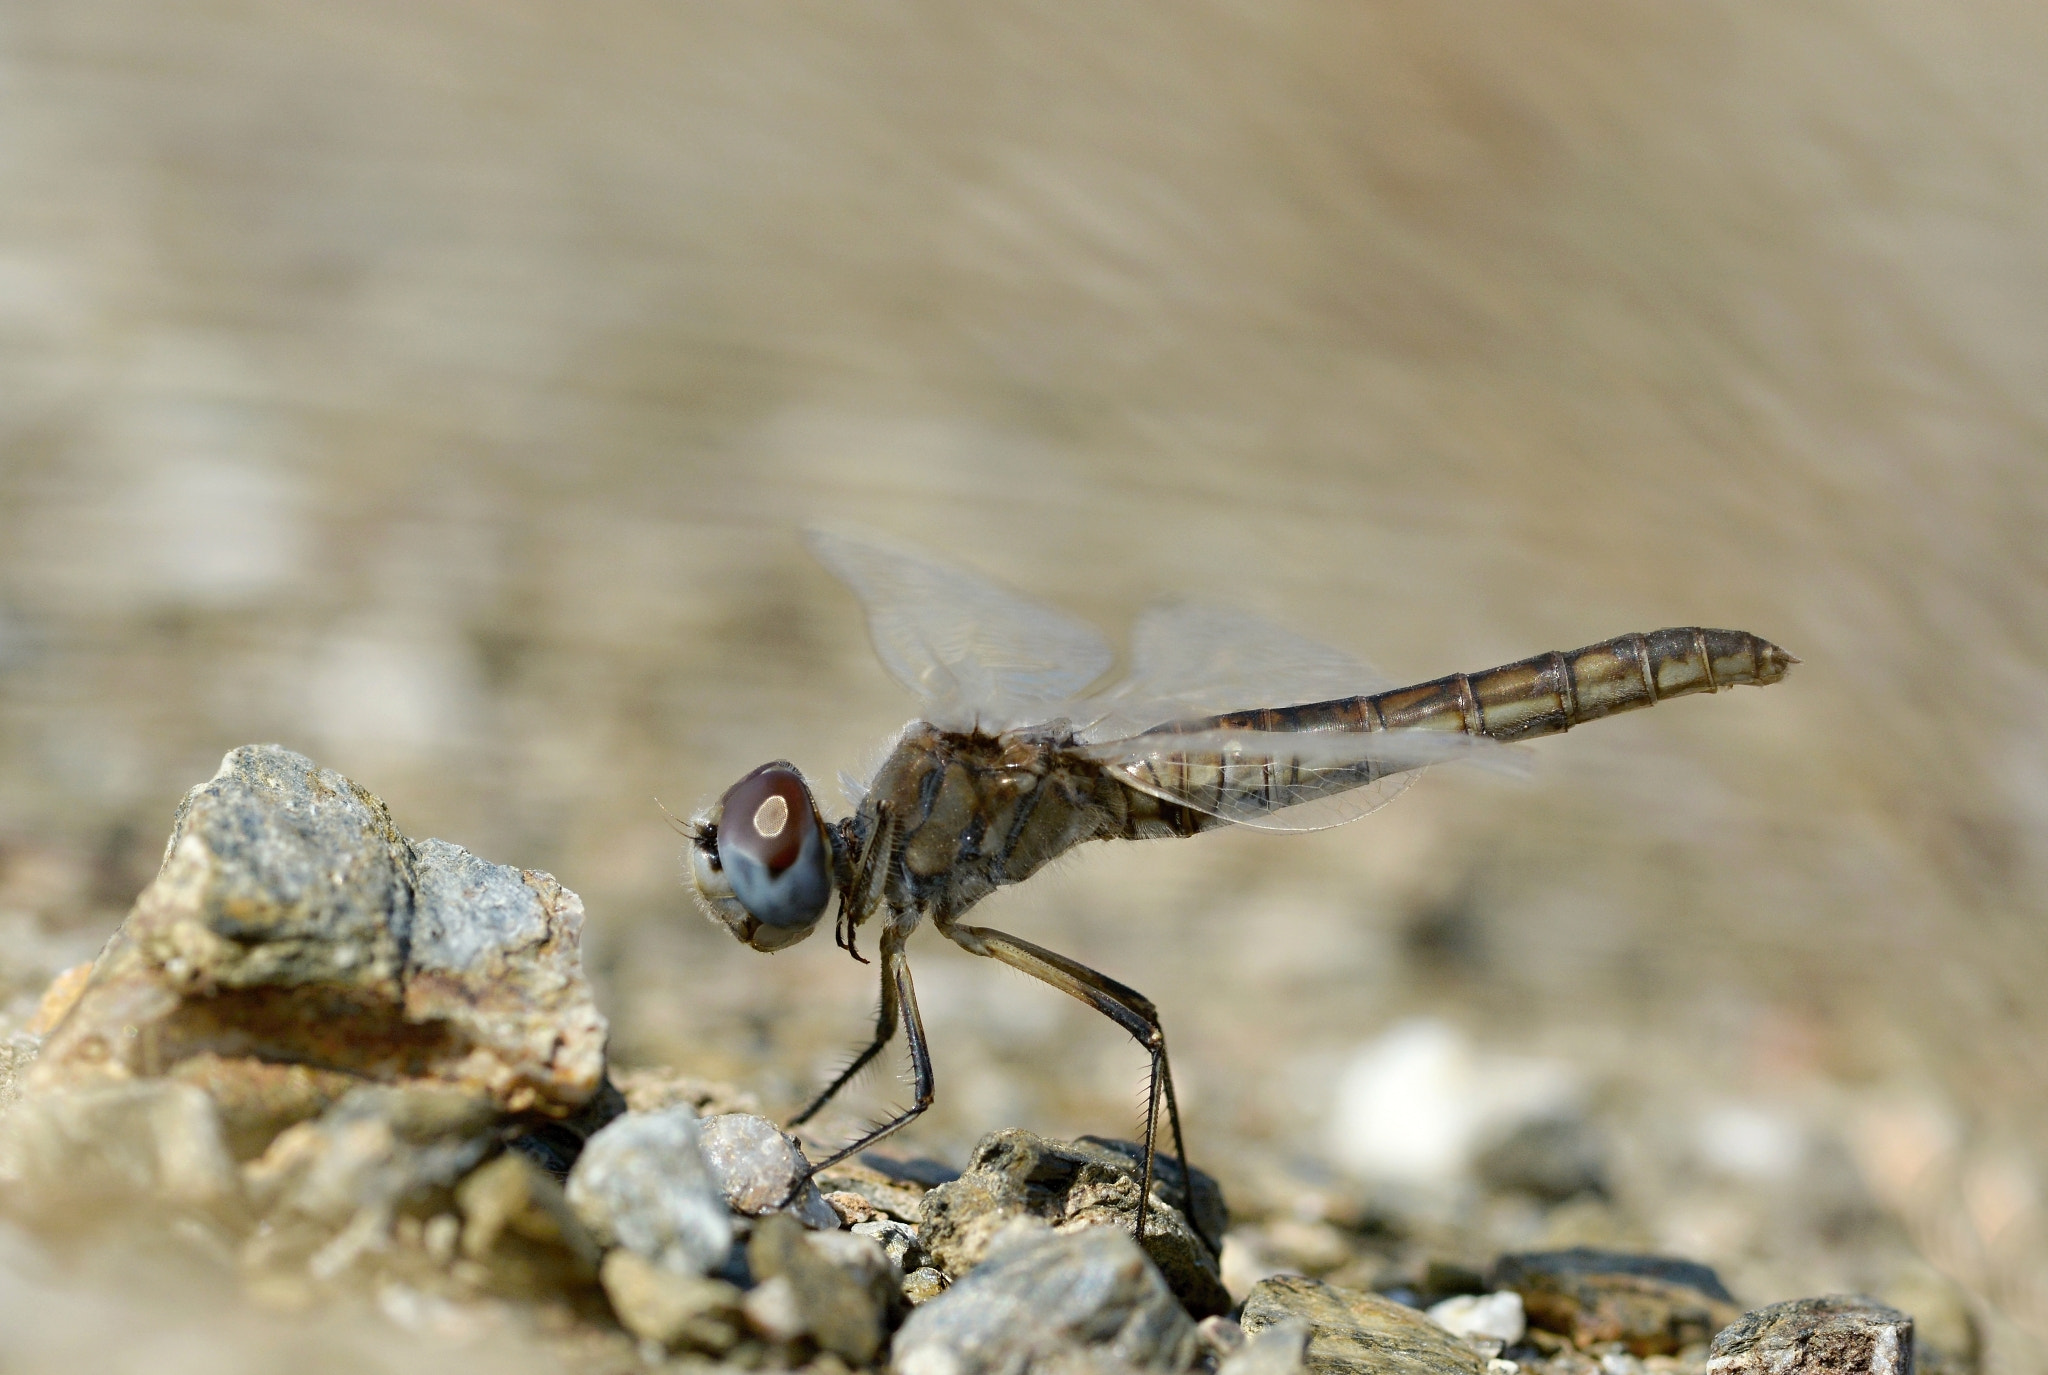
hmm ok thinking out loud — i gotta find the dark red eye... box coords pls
[715,763,833,933]
[719,765,813,875]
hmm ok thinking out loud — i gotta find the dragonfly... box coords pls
[685,529,1795,1251]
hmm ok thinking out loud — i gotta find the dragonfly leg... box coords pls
[788,946,900,1129]
[940,921,1210,1255]
[778,931,934,1204]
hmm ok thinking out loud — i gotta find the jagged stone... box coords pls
[892,1223,1199,1375]
[1707,1297,1913,1375]
[30,745,606,1123]
[917,1128,1229,1317]
[748,1212,896,1364]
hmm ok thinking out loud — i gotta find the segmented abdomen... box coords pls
[1119,628,1794,826]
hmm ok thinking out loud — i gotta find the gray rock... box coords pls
[815,1153,947,1223]
[31,745,607,1124]
[1491,1248,1739,1356]
[566,1106,732,1275]
[1241,1276,1486,1375]
[1707,1297,1913,1375]
[0,1080,239,1213]
[599,1250,745,1352]
[699,1111,839,1228]
[892,1223,1200,1375]
[747,1212,895,1364]
[918,1128,1229,1318]
[853,1216,927,1273]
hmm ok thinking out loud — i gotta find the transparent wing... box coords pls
[806,528,1114,732]
[1073,726,1526,833]
[1077,602,1397,742]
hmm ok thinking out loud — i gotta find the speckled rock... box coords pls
[748,1212,896,1364]
[1707,1297,1912,1375]
[892,1223,1200,1375]
[1241,1276,1486,1375]
[565,1106,732,1276]
[698,1112,840,1228]
[917,1128,1229,1318]
[852,1216,926,1273]
[1491,1248,1740,1355]
[815,1151,953,1223]
[30,745,607,1119]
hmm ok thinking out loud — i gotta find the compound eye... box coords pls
[717,763,831,930]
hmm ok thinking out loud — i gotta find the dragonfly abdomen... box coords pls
[1372,627,1794,743]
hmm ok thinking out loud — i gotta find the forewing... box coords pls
[806,528,1114,730]
[1079,602,1396,741]
[1075,726,1524,833]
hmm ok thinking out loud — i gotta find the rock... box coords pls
[917,1128,1229,1317]
[814,1152,950,1223]
[747,1212,896,1364]
[699,1112,840,1228]
[852,1216,926,1273]
[565,1106,732,1276]
[240,1084,499,1278]
[611,1066,762,1118]
[0,1080,240,1213]
[164,1052,363,1160]
[31,745,607,1124]
[1475,1117,1609,1204]
[891,1223,1200,1375]
[1240,1275,1487,1375]
[1707,1297,1912,1375]
[1223,1320,1313,1375]
[1429,1292,1526,1346]
[1877,1264,1977,1375]
[1491,1248,1740,1355]
[453,1151,600,1292]
[903,1267,948,1306]
[827,1190,885,1226]
[599,1249,745,1352]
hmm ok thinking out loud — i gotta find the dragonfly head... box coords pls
[688,762,835,952]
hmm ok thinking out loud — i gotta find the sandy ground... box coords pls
[0,3,2045,1370]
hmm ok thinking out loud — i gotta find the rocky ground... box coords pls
[0,746,1989,1375]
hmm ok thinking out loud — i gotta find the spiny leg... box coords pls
[778,931,934,1205]
[942,921,1210,1254]
[789,943,901,1129]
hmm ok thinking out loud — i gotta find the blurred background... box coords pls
[1,2,2045,1370]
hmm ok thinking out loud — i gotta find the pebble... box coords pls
[1429,1292,1527,1347]
[902,1267,948,1306]
[917,1128,1230,1317]
[1240,1275,1487,1375]
[565,1106,732,1275]
[816,1152,954,1223]
[30,745,607,1119]
[746,1213,896,1363]
[1491,1248,1739,1355]
[891,1223,1199,1375]
[852,1216,927,1273]
[1475,1116,1610,1204]
[453,1151,599,1292]
[599,1249,745,1352]
[699,1112,841,1228]
[1707,1297,1912,1375]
